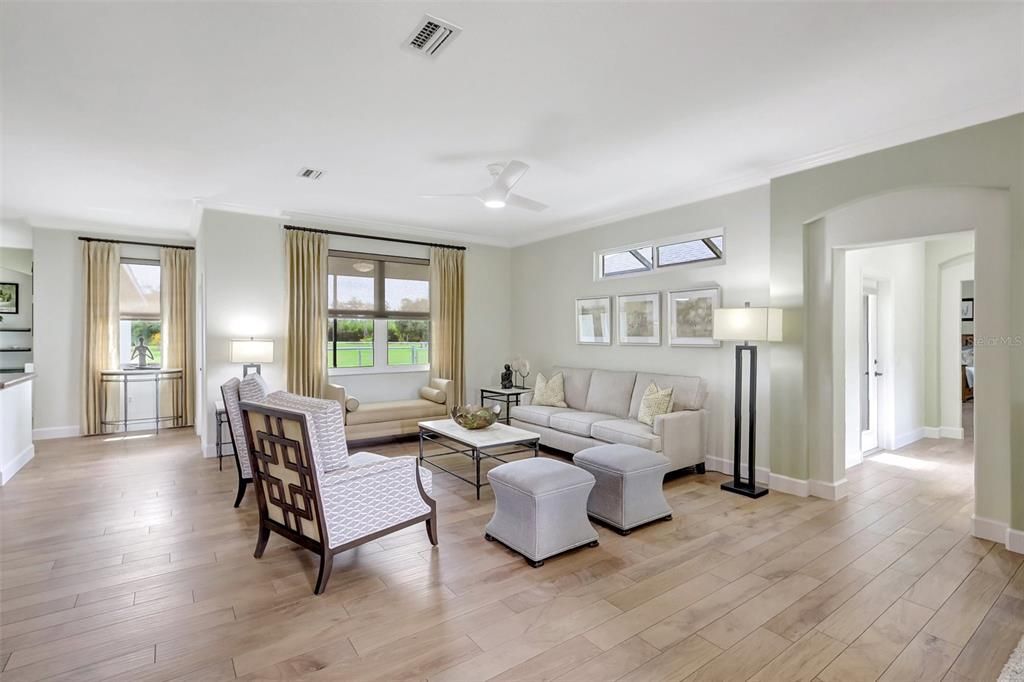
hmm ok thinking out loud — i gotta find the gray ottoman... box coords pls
[485,458,599,567]
[573,444,673,535]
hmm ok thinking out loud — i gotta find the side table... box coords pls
[215,400,233,471]
[480,387,532,425]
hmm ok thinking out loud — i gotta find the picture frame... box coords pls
[617,292,661,346]
[575,296,612,345]
[960,298,974,322]
[668,285,721,347]
[0,282,18,315]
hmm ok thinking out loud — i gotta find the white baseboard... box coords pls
[203,444,219,459]
[809,478,848,500]
[921,427,941,439]
[972,515,1008,544]
[32,425,80,441]
[768,472,809,497]
[705,455,770,486]
[893,429,925,450]
[940,426,964,440]
[1008,528,1024,554]
[1,444,35,485]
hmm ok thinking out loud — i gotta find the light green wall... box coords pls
[768,114,1023,528]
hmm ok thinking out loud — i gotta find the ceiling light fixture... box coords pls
[352,261,375,273]
[483,199,506,209]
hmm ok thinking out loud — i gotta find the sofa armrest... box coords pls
[654,409,708,471]
[324,383,348,423]
[429,377,454,412]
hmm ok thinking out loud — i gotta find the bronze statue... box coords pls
[131,335,155,368]
[500,363,513,389]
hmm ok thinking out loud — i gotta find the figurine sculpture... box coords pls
[131,335,155,368]
[500,363,514,389]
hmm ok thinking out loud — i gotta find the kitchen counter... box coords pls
[1,372,36,485]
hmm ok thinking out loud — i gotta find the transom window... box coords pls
[327,251,430,372]
[596,230,725,280]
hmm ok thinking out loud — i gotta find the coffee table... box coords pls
[418,419,541,500]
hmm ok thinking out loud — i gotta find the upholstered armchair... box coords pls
[219,377,254,507]
[239,393,437,595]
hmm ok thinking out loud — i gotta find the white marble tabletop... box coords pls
[418,418,540,447]
[480,386,533,395]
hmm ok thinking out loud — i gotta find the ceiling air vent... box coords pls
[297,167,325,180]
[403,14,461,59]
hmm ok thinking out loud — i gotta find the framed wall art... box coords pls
[668,285,721,347]
[0,282,18,315]
[617,292,661,345]
[575,296,612,345]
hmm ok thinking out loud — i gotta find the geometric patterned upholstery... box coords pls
[263,391,349,475]
[239,373,270,403]
[220,377,253,479]
[320,453,432,548]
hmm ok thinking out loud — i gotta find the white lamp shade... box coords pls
[712,307,783,342]
[230,338,274,364]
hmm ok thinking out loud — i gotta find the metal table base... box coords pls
[418,429,539,500]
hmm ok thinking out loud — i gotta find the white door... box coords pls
[860,286,881,453]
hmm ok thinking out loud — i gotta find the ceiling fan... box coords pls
[420,160,548,211]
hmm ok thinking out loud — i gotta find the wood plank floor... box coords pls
[1,431,1021,681]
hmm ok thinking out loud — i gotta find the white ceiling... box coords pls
[2,2,1021,246]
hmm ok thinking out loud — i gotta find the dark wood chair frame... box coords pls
[239,401,438,595]
[220,383,253,508]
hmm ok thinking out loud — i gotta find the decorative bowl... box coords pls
[451,404,501,430]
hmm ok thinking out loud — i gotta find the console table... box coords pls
[100,368,184,434]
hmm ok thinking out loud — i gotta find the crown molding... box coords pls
[25,214,193,242]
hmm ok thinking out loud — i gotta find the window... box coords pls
[327,252,430,372]
[595,230,724,280]
[119,260,161,367]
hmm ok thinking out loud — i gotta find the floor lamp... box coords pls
[712,304,783,498]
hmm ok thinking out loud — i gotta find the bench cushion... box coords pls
[488,457,594,496]
[591,419,662,451]
[549,411,618,438]
[346,398,447,426]
[574,443,669,473]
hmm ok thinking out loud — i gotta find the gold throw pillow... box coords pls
[638,382,674,426]
[533,372,568,408]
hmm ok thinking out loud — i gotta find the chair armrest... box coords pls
[653,409,708,471]
[429,377,454,411]
[324,383,358,423]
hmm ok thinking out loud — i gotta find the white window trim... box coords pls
[594,227,726,282]
[327,318,430,377]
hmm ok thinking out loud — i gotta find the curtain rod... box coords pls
[283,225,466,251]
[78,236,195,251]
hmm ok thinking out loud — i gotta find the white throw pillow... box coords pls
[638,382,674,426]
[344,396,360,412]
[419,386,447,404]
[533,372,568,408]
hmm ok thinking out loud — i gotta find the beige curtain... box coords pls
[430,246,465,405]
[81,241,120,435]
[160,247,195,426]
[286,229,328,397]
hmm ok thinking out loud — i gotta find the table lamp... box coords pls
[712,303,783,498]
[230,338,274,376]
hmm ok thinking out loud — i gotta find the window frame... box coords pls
[593,228,726,281]
[327,250,431,376]
[118,257,162,368]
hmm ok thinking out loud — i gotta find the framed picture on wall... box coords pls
[575,296,612,345]
[617,292,661,345]
[0,282,18,315]
[668,285,721,347]
[960,298,974,321]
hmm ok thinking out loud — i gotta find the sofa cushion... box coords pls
[628,372,706,416]
[553,366,593,410]
[585,370,637,418]
[510,404,572,428]
[533,372,568,408]
[550,411,619,438]
[637,383,674,426]
[345,399,447,426]
[591,419,662,451]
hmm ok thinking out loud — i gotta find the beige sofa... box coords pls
[324,378,453,441]
[510,366,708,473]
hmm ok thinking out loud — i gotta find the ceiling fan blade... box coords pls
[506,193,548,212]
[494,160,530,192]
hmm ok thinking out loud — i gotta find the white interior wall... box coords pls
[510,186,772,478]
[836,241,926,470]
[198,209,512,454]
[940,257,974,437]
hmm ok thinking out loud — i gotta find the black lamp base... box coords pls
[720,481,769,499]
